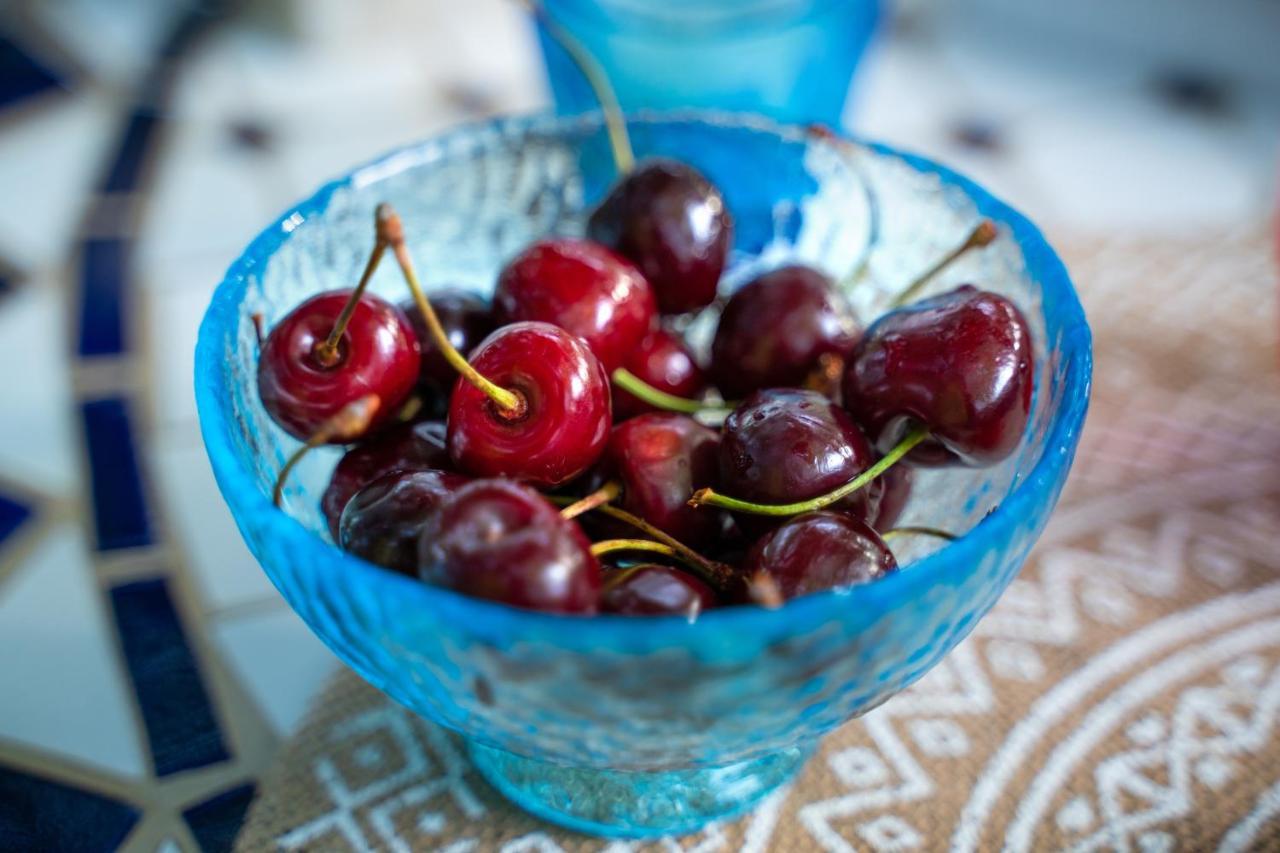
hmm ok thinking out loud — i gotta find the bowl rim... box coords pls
[195,109,1092,641]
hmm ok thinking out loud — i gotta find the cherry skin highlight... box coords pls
[400,290,495,396]
[339,469,468,575]
[842,285,1034,466]
[258,290,419,441]
[587,159,732,315]
[711,265,860,399]
[447,321,612,488]
[600,564,717,618]
[613,326,708,419]
[418,479,601,613]
[744,512,897,601]
[494,239,655,373]
[321,420,450,538]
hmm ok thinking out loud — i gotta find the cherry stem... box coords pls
[690,425,929,516]
[272,394,381,507]
[591,538,678,559]
[746,570,784,609]
[611,367,734,416]
[881,526,957,543]
[518,0,634,174]
[379,203,524,417]
[314,227,389,367]
[560,480,622,519]
[546,495,736,592]
[891,219,998,309]
[251,312,266,348]
[801,352,845,398]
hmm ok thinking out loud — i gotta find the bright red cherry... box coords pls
[339,469,468,575]
[321,420,450,539]
[600,564,716,618]
[842,285,1034,466]
[744,512,897,601]
[587,159,732,315]
[606,413,724,548]
[258,289,420,441]
[711,265,859,400]
[719,389,878,531]
[401,290,495,396]
[613,326,708,419]
[418,479,601,613]
[447,322,612,488]
[494,239,655,373]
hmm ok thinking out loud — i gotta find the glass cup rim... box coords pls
[195,109,1092,642]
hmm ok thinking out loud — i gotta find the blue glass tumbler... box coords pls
[536,0,882,126]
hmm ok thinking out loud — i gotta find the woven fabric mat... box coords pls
[237,230,1280,852]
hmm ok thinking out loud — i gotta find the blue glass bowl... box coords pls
[195,112,1090,838]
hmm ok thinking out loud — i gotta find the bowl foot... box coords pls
[467,740,813,839]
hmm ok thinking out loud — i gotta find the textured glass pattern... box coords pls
[195,113,1090,833]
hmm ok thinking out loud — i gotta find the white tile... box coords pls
[151,431,278,610]
[0,93,117,270]
[144,284,213,427]
[0,525,147,777]
[0,284,78,494]
[212,607,339,736]
[33,0,175,88]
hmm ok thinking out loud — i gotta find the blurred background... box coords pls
[0,0,1276,849]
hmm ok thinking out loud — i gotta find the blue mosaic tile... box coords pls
[0,492,33,547]
[80,397,151,551]
[98,108,163,195]
[183,782,255,852]
[77,238,129,358]
[0,35,65,111]
[109,578,230,777]
[0,764,139,851]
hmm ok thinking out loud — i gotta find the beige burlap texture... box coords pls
[237,230,1280,851]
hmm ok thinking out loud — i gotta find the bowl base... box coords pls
[467,740,814,839]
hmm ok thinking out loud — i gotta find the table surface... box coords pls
[0,1,1277,850]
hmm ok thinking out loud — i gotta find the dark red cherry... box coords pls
[258,290,420,441]
[600,564,717,618]
[418,479,601,613]
[587,159,732,315]
[711,266,859,400]
[744,512,896,601]
[613,326,708,419]
[607,413,724,548]
[447,322,611,488]
[494,239,655,373]
[842,285,1034,466]
[321,420,450,539]
[400,290,495,395]
[719,389,877,530]
[339,469,468,575]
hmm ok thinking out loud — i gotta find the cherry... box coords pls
[418,479,601,613]
[258,289,419,441]
[744,512,897,601]
[321,420,450,538]
[494,239,655,373]
[869,461,913,532]
[716,389,879,529]
[587,159,732,315]
[842,285,1034,466]
[711,265,859,399]
[603,413,724,548]
[401,290,495,396]
[339,469,468,575]
[612,326,708,419]
[448,322,612,487]
[600,564,717,618]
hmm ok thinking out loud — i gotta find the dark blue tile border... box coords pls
[109,578,230,777]
[98,108,163,195]
[0,35,66,111]
[77,238,129,357]
[80,397,152,551]
[182,782,255,852]
[0,764,139,852]
[0,492,33,548]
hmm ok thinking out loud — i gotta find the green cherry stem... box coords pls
[611,367,734,416]
[590,538,678,559]
[313,221,388,367]
[519,0,634,174]
[379,203,525,418]
[890,220,998,309]
[560,480,622,519]
[881,526,957,543]
[272,394,381,507]
[689,425,929,516]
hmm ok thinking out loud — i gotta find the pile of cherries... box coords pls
[255,16,1033,621]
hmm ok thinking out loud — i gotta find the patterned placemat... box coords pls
[236,230,1280,851]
